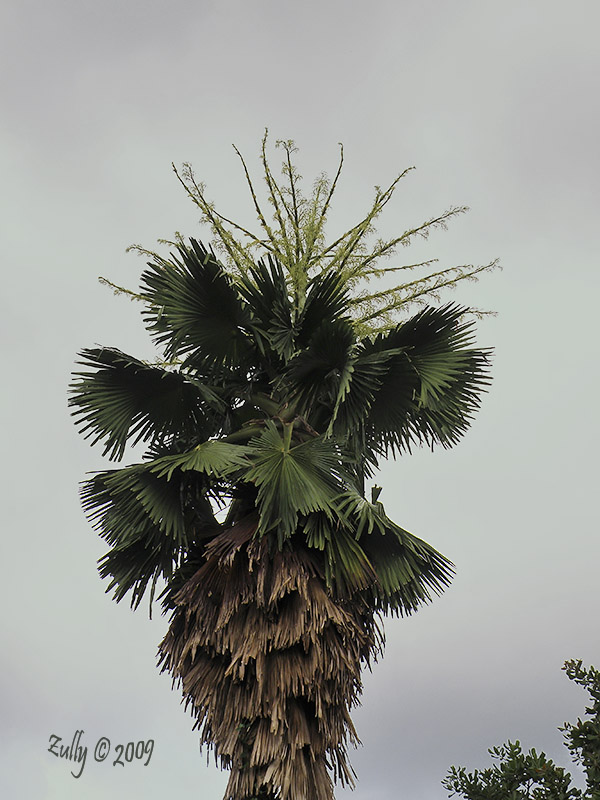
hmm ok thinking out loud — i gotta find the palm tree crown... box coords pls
[70,134,494,800]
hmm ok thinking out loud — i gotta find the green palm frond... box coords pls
[82,465,192,547]
[69,347,222,460]
[360,303,491,459]
[281,318,356,421]
[334,489,454,613]
[98,537,176,610]
[149,439,252,481]
[365,528,454,615]
[140,239,254,367]
[326,347,398,438]
[297,269,351,342]
[236,255,296,362]
[321,524,379,596]
[242,422,346,543]
[81,465,202,608]
[299,496,453,612]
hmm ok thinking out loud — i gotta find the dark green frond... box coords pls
[236,255,296,361]
[81,465,190,547]
[365,527,455,615]
[81,465,196,607]
[361,303,491,459]
[98,537,175,610]
[140,239,254,367]
[335,490,455,614]
[322,524,379,597]
[297,270,351,345]
[327,347,397,438]
[69,347,222,460]
[300,497,454,611]
[281,319,356,424]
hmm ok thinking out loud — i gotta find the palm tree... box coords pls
[70,134,494,800]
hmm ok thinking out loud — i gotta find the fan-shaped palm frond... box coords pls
[242,422,347,544]
[140,239,255,368]
[335,489,455,613]
[81,466,190,607]
[297,269,352,342]
[236,255,296,362]
[280,318,357,421]
[150,439,253,481]
[358,303,492,460]
[69,347,223,460]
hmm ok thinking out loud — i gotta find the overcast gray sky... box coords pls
[1,1,599,798]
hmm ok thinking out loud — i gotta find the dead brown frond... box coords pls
[158,515,381,800]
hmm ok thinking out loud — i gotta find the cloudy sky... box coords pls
[2,0,599,798]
